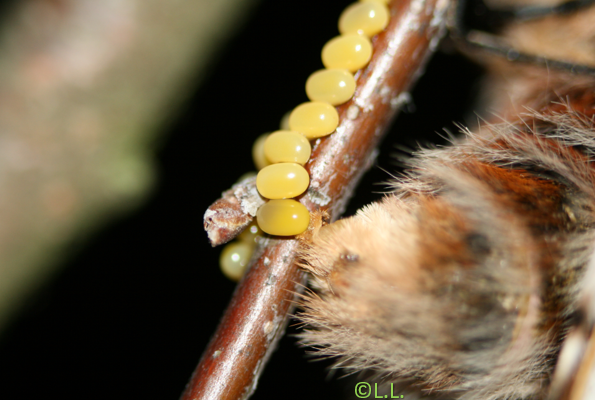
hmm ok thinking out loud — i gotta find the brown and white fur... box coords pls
[297,1,595,398]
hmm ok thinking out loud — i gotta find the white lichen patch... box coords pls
[346,105,359,120]
[391,92,412,111]
[203,208,216,220]
[380,85,392,104]
[233,181,265,217]
[263,321,274,336]
[308,187,332,207]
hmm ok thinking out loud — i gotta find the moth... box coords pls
[296,0,595,399]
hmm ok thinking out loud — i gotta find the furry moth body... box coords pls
[296,1,595,399]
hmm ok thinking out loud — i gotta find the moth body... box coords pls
[297,1,595,398]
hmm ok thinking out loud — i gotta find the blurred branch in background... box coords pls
[0,0,258,334]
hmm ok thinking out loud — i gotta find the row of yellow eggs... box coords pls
[220,0,390,281]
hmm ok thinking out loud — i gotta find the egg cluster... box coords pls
[220,0,390,281]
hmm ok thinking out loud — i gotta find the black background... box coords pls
[0,0,482,399]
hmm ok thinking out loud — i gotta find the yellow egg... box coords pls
[264,130,311,164]
[256,199,310,236]
[238,220,261,244]
[279,111,292,130]
[252,133,271,170]
[256,163,310,199]
[306,69,356,105]
[288,102,339,139]
[321,34,372,72]
[339,2,389,37]
[219,241,253,281]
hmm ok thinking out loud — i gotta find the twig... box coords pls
[204,177,262,247]
[186,0,451,398]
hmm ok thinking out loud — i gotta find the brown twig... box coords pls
[186,0,451,398]
[204,177,262,247]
